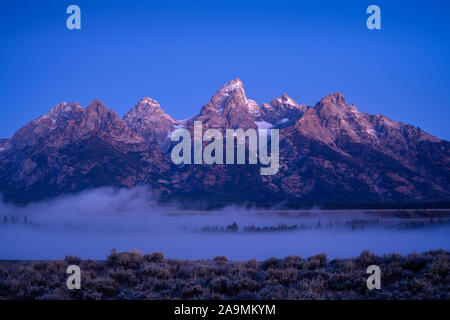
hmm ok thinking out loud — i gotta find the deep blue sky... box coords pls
[0,0,449,140]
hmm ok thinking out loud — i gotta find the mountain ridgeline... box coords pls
[0,79,449,207]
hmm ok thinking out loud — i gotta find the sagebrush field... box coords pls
[0,249,448,300]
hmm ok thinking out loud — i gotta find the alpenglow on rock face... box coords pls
[0,78,449,206]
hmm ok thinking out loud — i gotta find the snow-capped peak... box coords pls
[219,78,244,94]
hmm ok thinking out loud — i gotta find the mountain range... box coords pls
[0,79,449,207]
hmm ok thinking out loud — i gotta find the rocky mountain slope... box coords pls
[0,100,167,203]
[0,79,448,206]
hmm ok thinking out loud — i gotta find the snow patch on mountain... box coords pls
[247,99,260,117]
[254,121,274,130]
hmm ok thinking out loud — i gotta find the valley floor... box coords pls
[0,249,448,300]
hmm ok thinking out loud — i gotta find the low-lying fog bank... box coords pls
[0,187,449,260]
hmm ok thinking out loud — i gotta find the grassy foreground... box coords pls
[0,249,448,300]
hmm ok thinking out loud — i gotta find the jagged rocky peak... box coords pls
[48,101,82,116]
[123,97,176,145]
[201,78,245,115]
[246,99,260,118]
[131,97,165,115]
[304,92,442,150]
[124,97,175,124]
[82,99,123,130]
[315,92,358,116]
[10,99,147,151]
[195,78,260,130]
[202,78,259,117]
[0,84,449,205]
[211,78,246,109]
[320,92,347,106]
[9,101,83,148]
[260,94,306,127]
[87,99,108,112]
[277,93,301,106]
[35,101,83,125]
